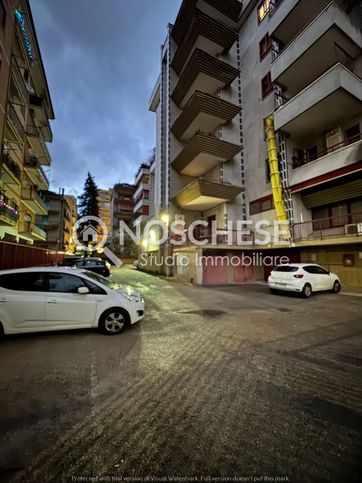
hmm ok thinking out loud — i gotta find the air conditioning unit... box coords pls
[326,127,344,152]
[345,223,357,236]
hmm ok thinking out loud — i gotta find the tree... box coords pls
[78,173,99,228]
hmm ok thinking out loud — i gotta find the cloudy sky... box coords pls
[31,0,181,197]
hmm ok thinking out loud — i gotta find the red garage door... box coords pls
[232,256,254,283]
[203,256,228,285]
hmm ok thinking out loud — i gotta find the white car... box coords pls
[268,263,341,298]
[0,267,144,336]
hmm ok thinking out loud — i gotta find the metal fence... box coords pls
[0,241,64,270]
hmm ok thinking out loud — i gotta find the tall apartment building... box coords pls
[133,164,150,227]
[37,190,71,251]
[97,188,113,240]
[0,0,54,244]
[112,183,136,239]
[147,0,362,288]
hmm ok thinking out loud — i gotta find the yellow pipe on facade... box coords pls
[265,116,288,222]
[265,116,291,240]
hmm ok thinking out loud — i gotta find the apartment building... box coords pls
[133,164,150,227]
[112,183,135,238]
[147,0,362,288]
[36,190,71,251]
[97,188,113,240]
[0,0,54,244]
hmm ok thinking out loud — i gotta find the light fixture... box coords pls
[161,212,170,225]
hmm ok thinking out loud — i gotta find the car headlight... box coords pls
[120,290,142,303]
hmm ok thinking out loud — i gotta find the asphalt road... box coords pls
[0,267,361,482]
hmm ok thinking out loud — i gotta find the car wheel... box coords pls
[333,281,341,293]
[270,289,279,295]
[302,283,312,298]
[99,308,129,335]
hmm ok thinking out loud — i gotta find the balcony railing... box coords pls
[0,203,19,224]
[2,151,21,180]
[31,224,47,240]
[292,133,362,169]
[26,123,39,137]
[11,57,28,101]
[293,212,362,241]
[7,103,25,140]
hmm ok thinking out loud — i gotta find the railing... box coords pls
[41,140,52,164]
[7,103,25,140]
[292,133,362,168]
[22,188,48,212]
[271,2,351,61]
[2,151,21,179]
[24,155,39,168]
[11,57,28,101]
[0,203,19,224]
[39,166,49,186]
[31,224,47,239]
[26,122,39,137]
[293,212,362,241]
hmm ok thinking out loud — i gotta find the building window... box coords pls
[312,199,362,229]
[261,72,273,98]
[306,145,318,162]
[0,0,6,27]
[250,196,274,215]
[258,0,271,23]
[345,124,360,144]
[260,34,272,60]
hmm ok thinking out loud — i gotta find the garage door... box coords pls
[203,257,228,285]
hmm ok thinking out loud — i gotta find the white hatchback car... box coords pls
[268,263,341,298]
[0,267,144,336]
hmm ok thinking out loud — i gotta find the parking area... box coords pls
[0,266,361,482]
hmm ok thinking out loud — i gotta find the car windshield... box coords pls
[82,270,120,289]
[274,266,299,272]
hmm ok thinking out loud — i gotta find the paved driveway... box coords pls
[0,267,361,482]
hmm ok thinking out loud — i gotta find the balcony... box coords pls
[11,57,28,103]
[23,156,49,190]
[22,189,48,216]
[291,135,362,188]
[172,8,238,75]
[134,164,150,186]
[172,133,241,177]
[172,0,242,44]
[271,2,362,95]
[0,203,19,226]
[274,64,362,141]
[172,91,240,141]
[133,182,150,201]
[293,212,362,242]
[1,151,21,184]
[133,197,150,214]
[174,178,243,211]
[5,104,25,142]
[31,224,47,241]
[172,49,239,108]
[270,0,332,45]
[26,121,52,166]
[29,94,53,143]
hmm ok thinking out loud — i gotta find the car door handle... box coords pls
[0,298,7,303]
[47,299,58,304]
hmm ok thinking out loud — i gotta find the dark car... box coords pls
[71,258,111,277]
[58,256,83,267]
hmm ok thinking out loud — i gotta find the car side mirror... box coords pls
[78,287,90,295]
